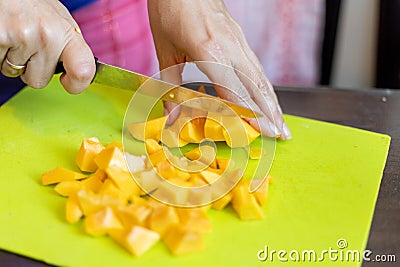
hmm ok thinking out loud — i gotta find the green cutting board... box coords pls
[0,78,390,266]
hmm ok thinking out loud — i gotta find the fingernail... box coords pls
[282,123,292,139]
[268,121,281,137]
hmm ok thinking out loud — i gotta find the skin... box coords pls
[0,0,95,93]
[0,0,291,139]
[148,0,291,139]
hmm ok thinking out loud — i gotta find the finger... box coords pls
[233,65,291,140]
[1,47,31,78]
[164,102,180,125]
[195,61,281,138]
[159,53,185,124]
[59,30,96,94]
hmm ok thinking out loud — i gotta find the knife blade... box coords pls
[55,60,262,118]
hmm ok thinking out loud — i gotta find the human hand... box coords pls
[148,0,291,140]
[0,0,95,93]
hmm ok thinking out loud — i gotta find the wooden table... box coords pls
[1,86,399,266]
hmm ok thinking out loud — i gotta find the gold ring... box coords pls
[5,58,26,70]
[75,27,82,34]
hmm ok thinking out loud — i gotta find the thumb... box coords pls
[159,57,185,124]
[59,35,96,94]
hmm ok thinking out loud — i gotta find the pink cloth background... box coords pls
[72,0,325,86]
[72,0,157,76]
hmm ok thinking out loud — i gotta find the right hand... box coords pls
[0,0,95,93]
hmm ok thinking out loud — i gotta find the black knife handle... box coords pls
[54,57,98,81]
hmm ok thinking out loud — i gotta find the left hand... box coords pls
[147,0,291,140]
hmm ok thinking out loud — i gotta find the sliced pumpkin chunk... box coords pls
[110,226,160,256]
[175,208,212,233]
[65,195,83,223]
[231,182,264,220]
[77,189,124,216]
[94,146,127,172]
[200,170,221,184]
[249,147,265,159]
[251,177,272,206]
[106,140,124,151]
[179,118,206,143]
[216,158,230,170]
[42,167,87,186]
[204,115,225,141]
[81,175,103,193]
[115,204,152,228]
[163,225,205,255]
[147,204,179,236]
[54,180,83,197]
[155,160,190,181]
[84,207,123,236]
[148,149,167,166]
[160,128,188,148]
[211,192,232,210]
[184,145,217,169]
[106,167,142,197]
[144,139,163,154]
[128,116,168,142]
[76,137,105,172]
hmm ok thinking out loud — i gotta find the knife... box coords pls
[55,60,261,118]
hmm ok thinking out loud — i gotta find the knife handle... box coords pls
[54,57,99,81]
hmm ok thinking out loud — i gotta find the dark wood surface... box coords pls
[1,86,399,266]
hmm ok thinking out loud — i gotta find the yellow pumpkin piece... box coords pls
[54,180,83,197]
[204,116,225,141]
[200,170,220,184]
[163,225,205,255]
[216,158,230,170]
[106,167,141,197]
[160,128,188,148]
[115,204,152,228]
[148,149,167,166]
[205,167,224,175]
[42,167,87,186]
[175,208,212,233]
[156,182,189,205]
[91,169,107,182]
[179,118,206,143]
[156,160,190,181]
[110,226,160,256]
[81,175,103,193]
[106,140,124,151]
[77,189,124,216]
[184,145,217,168]
[128,116,168,142]
[94,146,127,171]
[186,186,212,206]
[189,173,208,186]
[99,179,123,200]
[84,207,123,236]
[231,183,264,220]
[211,193,232,210]
[249,147,265,159]
[198,85,206,93]
[222,117,260,148]
[148,204,179,236]
[251,177,272,206]
[76,137,105,172]
[145,139,163,154]
[65,195,83,223]
[241,119,261,143]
